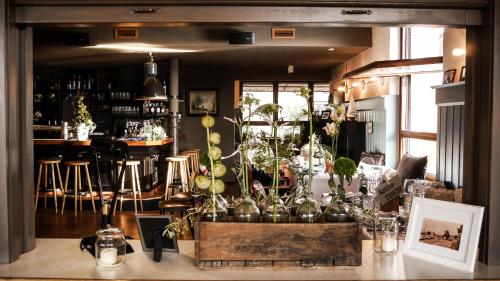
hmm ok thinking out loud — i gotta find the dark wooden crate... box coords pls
[194,220,362,269]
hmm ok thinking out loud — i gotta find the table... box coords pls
[309,173,360,202]
[0,239,499,280]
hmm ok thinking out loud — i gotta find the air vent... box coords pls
[114,28,138,39]
[272,28,295,39]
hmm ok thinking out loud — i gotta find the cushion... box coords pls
[425,187,462,203]
[360,152,385,166]
[396,153,427,186]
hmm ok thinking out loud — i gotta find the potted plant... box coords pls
[71,91,95,140]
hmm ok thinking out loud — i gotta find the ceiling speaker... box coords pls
[228,32,255,45]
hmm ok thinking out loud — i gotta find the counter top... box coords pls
[33,138,173,147]
[1,239,499,281]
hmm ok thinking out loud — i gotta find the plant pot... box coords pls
[76,124,90,140]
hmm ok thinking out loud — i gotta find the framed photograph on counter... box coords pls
[403,197,484,272]
[135,214,179,253]
[186,88,219,116]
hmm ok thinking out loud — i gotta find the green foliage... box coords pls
[334,157,357,182]
[71,92,94,128]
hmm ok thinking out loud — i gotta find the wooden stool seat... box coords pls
[65,161,90,166]
[61,161,96,216]
[114,160,143,214]
[158,200,191,209]
[34,159,64,213]
[37,159,61,165]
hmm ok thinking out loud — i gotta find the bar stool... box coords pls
[34,159,64,213]
[164,156,191,199]
[113,160,144,214]
[61,161,96,216]
[179,149,200,175]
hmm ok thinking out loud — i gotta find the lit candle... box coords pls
[381,232,397,253]
[99,248,118,266]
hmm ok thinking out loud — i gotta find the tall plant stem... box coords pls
[273,124,279,223]
[307,101,313,194]
[206,126,216,222]
[242,106,251,196]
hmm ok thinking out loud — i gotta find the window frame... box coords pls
[399,27,441,175]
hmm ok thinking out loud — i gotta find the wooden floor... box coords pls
[34,182,241,240]
[35,208,171,240]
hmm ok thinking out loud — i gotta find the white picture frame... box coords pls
[403,197,484,272]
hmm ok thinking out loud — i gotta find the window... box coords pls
[400,27,443,175]
[278,83,309,121]
[312,83,331,111]
[241,81,327,138]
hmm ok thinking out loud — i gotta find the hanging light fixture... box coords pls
[136,53,168,101]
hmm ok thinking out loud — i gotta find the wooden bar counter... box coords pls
[1,239,500,281]
[33,138,173,191]
[33,138,173,147]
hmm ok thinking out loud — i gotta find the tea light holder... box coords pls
[374,212,399,254]
[95,226,127,268]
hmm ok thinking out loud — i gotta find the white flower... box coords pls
[323,122,337,136]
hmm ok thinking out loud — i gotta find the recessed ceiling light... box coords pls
[328,48,335,51]
[86,43,199,53]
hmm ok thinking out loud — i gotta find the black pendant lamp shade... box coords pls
[136,53,168,101]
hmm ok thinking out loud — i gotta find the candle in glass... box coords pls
[99,248,118,266]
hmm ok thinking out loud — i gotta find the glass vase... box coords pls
[374,212,399,254]
[201,195,228,222]
[320,191,337,208]
[263,197,289,223]
[296,193,322,223]
[324,198,351,222]
[259,188,279,212]
[234,195,261,222]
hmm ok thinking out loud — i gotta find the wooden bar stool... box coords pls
[164,156,191,200]
[179,150,200,175]
[34,159,64,213]
[61,161,96,216]
[113,160,144,214]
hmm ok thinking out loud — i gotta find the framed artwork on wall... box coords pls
[186,88,219,116]
[403,198,484,272]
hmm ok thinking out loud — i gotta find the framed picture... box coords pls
[135,214,179,253]
[460,66,466,81]
[403,198,484,272]
[320,110,331,120]
[367,121,373,134]
[443,69,456,84]
[186,88,219,116]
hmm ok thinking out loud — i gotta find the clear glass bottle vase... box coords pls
[201,194,228,222]
[263,196,289,223]
[234,194,261,222]
[296,192,322,223]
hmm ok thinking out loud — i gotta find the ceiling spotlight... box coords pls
[328,47,335,51]
[288,64,294,74]
[452,48,466,56]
